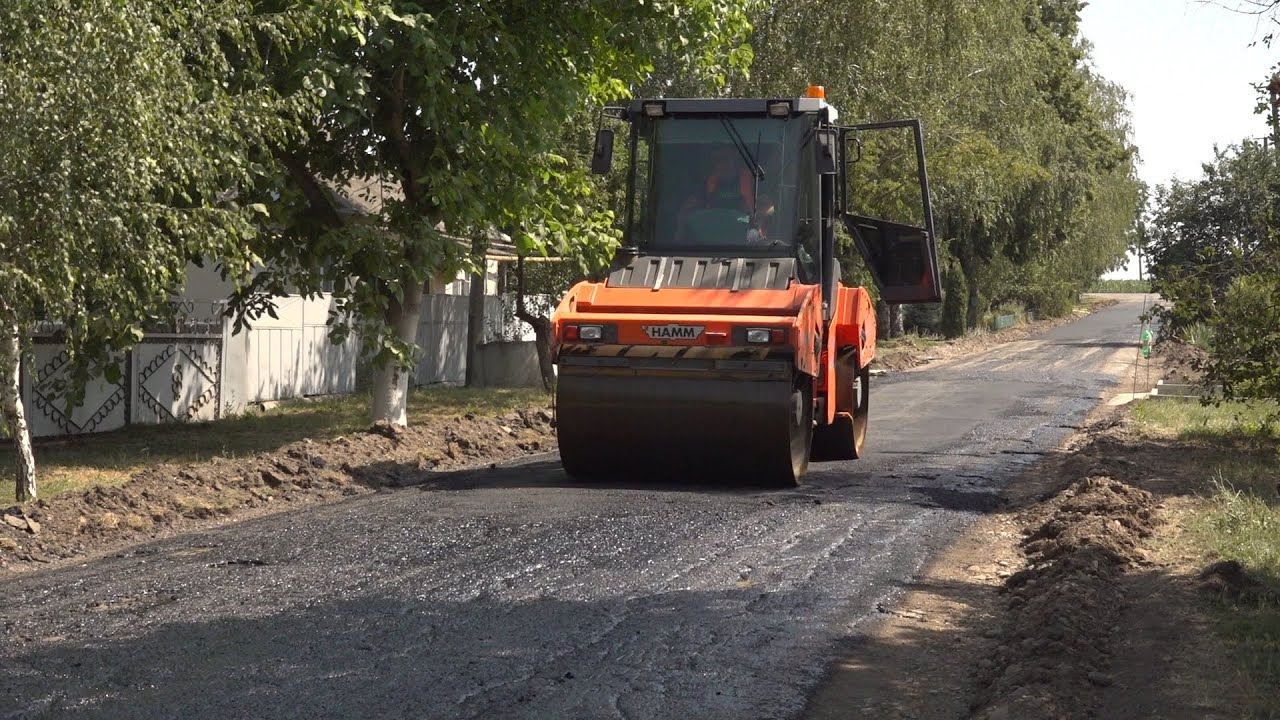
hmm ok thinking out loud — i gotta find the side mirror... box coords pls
[591,128,614,175]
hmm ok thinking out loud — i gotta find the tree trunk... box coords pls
[875,299,890,341]
[0,302,36,502]
[371,282,425,426]
[465,261,487,388]
[888,304,904,338]
[956,248,982,330]
[515,256,555,392]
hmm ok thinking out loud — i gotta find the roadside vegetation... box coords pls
[1147,139,1280,406]
[1133,398,1280,717]
[1130,12,1280,701]
[1088,278,1152,293]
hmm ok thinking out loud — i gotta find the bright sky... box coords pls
[1081,1,1277,275]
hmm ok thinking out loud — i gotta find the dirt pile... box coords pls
[972,476,1160,720]
[1158,338,1208,384]
[0,408,555,572]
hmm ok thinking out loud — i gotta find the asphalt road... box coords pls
[0,297,1152,720]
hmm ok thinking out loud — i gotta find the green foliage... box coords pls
[1018,280,1075,318]
[1088,278,1151,293]
[0,0,313,400]
[941,260,968,339]
[234,0,754,378]
[902,303,942,336]
[1207,274,1280,401]
[726,0,1141,329]
[1148,140,1280,404]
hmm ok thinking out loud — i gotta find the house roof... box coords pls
[327,176,560,262]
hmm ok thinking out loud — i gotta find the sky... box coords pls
[1079,0,1277,276]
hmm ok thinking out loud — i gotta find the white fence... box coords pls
[21,293,540,438]
[225,294,363,404]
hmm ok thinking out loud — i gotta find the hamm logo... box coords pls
[645,324,704,340]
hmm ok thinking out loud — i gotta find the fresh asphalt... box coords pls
[0,296,1152,720]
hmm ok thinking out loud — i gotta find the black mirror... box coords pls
[816,130,838,175]
[591,128,614,175]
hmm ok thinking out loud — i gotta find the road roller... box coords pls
[552,87,941,485]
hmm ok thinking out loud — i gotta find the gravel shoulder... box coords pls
[0,409,555,574]
[804,341,1252,720]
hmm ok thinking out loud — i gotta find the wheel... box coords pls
[769,378,813,487]
[811,356,870,461]
[849,362,869,458]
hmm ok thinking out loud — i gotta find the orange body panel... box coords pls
[553,280,827,377]
[831,284,877,367]
[566,281,817,316]
[553,278,877,428]
[821,284,877,424]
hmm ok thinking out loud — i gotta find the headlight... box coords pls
[745,328,771,344]
[578,325,604,341]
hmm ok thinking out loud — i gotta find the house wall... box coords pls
[20,263,538,437]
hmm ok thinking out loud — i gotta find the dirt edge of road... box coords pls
[0,409,556,574]
[805,345,1250,720]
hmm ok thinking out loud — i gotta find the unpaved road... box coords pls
[0,298,1151,720]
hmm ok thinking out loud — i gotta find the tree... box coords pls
[233,1,753,426]
[1148,140,1280,403]
[0,1,315,501]
[730,0,1139,332]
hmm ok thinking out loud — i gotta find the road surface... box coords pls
[0,297,1151,719]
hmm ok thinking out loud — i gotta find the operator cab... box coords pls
[591,88,941,305]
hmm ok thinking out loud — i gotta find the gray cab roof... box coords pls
[626,97,839,123]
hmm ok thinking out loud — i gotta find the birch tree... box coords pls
[0,1,316,500]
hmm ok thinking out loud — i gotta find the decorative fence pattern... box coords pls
[19,293,539,438]
[23,303,226,438]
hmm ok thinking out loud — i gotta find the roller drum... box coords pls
[556,367,811,485]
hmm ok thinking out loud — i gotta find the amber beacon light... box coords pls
[805,85,825,99]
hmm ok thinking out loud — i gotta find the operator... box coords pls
[677,145,776,244]
[699,148,756,213]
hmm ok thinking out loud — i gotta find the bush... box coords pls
[1204,273,1280,403]
[903,303,942,335]
[1088,278,1151,293]
[1021,285,1075,318]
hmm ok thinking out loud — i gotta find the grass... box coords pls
[1182,321,1215,352]
[0,386,549,500]
[879,333,945,351]
[1134,398,1278,450]
[1088,278,1152,293]
[1136,398,1280,717]
[1195,470,1280,718]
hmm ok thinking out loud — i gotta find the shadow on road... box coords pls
[345,456,1015,515]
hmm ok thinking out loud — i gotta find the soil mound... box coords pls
[0,408,555,572]
[1159,338,1207,384]
[974,476,1160,719]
